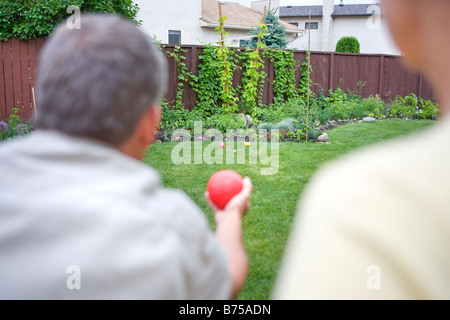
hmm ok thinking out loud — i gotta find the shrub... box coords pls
[253,105,286,124]
[336,37,360,54]
[0,0,141,40]
[209,114,247,134]
[419,98,440,120]
[0,108,33,142]
[328,101,361,120]
[361,95,387,119]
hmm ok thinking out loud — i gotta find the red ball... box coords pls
[207,170,243,210]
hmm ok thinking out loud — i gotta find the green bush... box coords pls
[253,105,287,124]
[361,95,387,119]
[209,114,247,133]
[336,37,360,54]
[419,98,440,120]
[0,108,33,142]
[0,0,141,40]
[388,94,440,120]
[328,101,361,120]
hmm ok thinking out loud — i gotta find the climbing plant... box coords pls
[240,18,268,116]
[267,49,300,104]
[216,16,239,113]
[194,44,223,115]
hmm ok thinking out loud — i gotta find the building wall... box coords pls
[281,15,401,55]
[134,0,204,44]
[332,16,401,55]
[282,18,322,51]
[200,28,257,47]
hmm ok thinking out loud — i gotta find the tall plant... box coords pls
[216,11,238,113]
[240,10,268,115]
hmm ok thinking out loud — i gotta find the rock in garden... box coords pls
[238,113,247,126]
[363,117,376,122]
[317,133,329,143]
[245,114,253,126]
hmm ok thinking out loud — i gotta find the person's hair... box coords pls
[33,14,168,146]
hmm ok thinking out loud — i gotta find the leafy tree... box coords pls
[0,0,141,40]
[249,7,288,49]
[335,36,360,54]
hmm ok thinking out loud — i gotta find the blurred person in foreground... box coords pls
[0,14,252,300]
[273,0,450,299]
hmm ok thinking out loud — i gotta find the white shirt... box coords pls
[273,117,450,300]
[0,131,231,300]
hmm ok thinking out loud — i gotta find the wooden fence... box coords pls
[0,39,45,121]
[1,40,435,121]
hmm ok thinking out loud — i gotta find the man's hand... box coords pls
[205,177,253,224]
[205,177,253,299]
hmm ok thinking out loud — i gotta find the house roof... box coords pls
[200,0,303,34]
[280,4,375,18]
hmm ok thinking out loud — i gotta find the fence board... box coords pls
[0,42,6,119]
[2,41,15,121]
[28,39,38,116]
[11,39,23,118]
[0,39,438,121]
[20,40,32,120]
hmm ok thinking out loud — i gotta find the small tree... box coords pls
[249,8,288,49]
[336,36,360,54]
[0,0,141,40]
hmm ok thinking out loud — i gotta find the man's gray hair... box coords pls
[34,14,168,146]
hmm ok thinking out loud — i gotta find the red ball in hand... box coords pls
[207,170,243,210]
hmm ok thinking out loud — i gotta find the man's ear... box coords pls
[383,0,426,71]
[139,105,161,147]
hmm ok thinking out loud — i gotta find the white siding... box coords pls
[135,0,204,45]
[283,18,323,51]
[281,14,401,55]
[332,16,401,55]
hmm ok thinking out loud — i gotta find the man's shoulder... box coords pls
[313,120,450,189]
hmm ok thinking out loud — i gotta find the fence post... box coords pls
[329,52,335,93]
[378,54,384,99]
[418,73,423,100]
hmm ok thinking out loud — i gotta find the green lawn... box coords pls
[144,119,436,300]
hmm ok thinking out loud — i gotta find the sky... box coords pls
[231,0,379,7]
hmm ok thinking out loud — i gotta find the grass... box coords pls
[144,119,436,300]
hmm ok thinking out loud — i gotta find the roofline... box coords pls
[199,20,304,34]
[281,13,373,18]
[280,4,376,18]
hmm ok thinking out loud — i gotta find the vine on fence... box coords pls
[195,44,222,115]
[163,45,304,116]
[267,49,300,104]
[240,17,268,116]
[216,16,239,113]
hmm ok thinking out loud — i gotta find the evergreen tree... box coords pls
[249,8,288,49]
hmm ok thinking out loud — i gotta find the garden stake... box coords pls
[306,11,311,142]
[218,2,230,111]
[32,87,37,116]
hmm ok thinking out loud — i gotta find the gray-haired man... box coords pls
[0,14,252,300]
